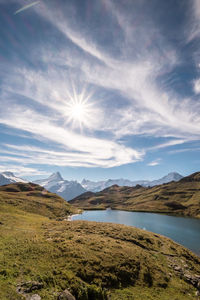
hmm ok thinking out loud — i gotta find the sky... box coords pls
[0,0,200,182]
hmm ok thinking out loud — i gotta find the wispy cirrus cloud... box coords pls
[33,0,200,140]
[0,143,143,168]
[185,0,200,42]
[14,1,40,15]
[147,159,161,167]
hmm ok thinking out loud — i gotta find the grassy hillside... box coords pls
[0,182,77,219]
[69,172,200,218]
[0,182,200,299]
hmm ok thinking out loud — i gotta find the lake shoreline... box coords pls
[71,207,200,219]
[71,209,200,256]
[67,213,81,221]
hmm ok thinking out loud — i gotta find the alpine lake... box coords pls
[72,209,200,256]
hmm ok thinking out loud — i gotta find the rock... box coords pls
[17,281,44,294]
[196,290,200,296]
[183,273,200,289]
[26,294,41,300]
[174,266,182,272]
[58,289,76,300]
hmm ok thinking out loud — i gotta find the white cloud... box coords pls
[0,102,144,168]
[147,159,161,167]
[186,0,200,42]
[168,146,200,154]
[14,1,40,15]
[193,78,200,94]
[0,164,49,177]
[147,139,187,151]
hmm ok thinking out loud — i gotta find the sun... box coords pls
[64,88,95,129]
[69,102,87,121]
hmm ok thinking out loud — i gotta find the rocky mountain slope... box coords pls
[0,182,200,299]
[0,171,27,186]
[35,172,86,201]
[81,172,183,192]
[70,172,200,218]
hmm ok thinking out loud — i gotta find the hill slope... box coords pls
[0,182,200,299]
[0,182,77,219]
[70,172,200,218]
[0,201,200,299]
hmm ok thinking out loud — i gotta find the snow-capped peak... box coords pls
[2,171,15,177]
[160,172,183,182]
[81,172,183,192]
[0,171,27,185]
[47,172,63,182]
[35,172,86,201]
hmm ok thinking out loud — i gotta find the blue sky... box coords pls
[0,0,200,181]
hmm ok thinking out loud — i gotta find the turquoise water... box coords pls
[72,210,200,255]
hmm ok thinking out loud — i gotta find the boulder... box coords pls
[58,289,76,300]
[26,294,41,300]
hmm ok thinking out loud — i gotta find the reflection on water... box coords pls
[72,210,200,256]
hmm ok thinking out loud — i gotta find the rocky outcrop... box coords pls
[168,257,200,293]
[17,281,44,294]
[17,281,43,299]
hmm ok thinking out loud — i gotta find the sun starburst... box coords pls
[64,86,97,130]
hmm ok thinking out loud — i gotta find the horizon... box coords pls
[0,169,186,183]
[0,0,200,181]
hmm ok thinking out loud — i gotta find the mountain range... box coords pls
[70,172,200,218]
[0,171,183,201]
[81,172,183,192]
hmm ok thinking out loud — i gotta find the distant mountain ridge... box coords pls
[70,171,200,218]
[0,171,27,186]
[81,172,183,192]
[35,172,86,201]
[0,171,183,200]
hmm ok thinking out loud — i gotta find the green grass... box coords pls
[0,182,78,219]
[69,172,200,218]
[0,182,200,299]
